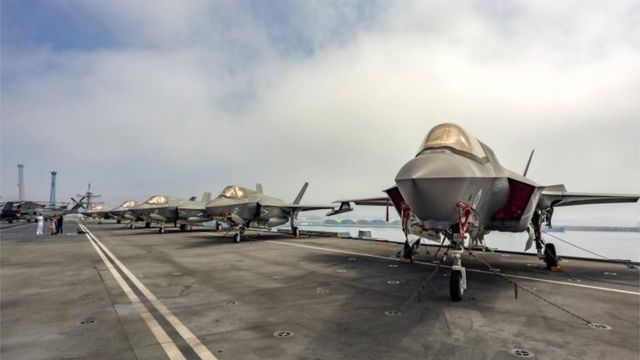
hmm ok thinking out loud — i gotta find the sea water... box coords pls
[296,225,640,263]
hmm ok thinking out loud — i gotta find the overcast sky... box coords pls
[1,1,638,225]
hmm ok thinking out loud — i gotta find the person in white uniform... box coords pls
[36,213,44,235]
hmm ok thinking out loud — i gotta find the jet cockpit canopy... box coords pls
[218,185,248,199]
[120,200,137,208]
[145,195,169,205]
[417,123,486,159]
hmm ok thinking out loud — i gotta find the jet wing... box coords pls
[327,196,391,216]
[275,204,336,212]
[538,191,639,208]
[333,197,390,206]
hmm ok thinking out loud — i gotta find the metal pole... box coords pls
[17,164,24,201]
[50,171,57,207]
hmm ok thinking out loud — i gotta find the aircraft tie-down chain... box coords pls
[468,252,594,326]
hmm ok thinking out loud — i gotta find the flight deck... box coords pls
[1,221,639,360]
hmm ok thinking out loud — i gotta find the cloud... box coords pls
[1,1,638,224]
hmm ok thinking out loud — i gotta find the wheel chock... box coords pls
[400,257,412,264]
[551,265,563,272]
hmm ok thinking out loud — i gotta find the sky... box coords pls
[1,0,639,225]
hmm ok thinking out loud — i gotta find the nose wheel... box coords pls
[448,247,467,302]
[449,269,465,301]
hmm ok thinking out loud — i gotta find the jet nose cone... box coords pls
[394,152,484,223]
[396,152,479,182]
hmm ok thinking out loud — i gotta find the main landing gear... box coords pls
[179,224,191,232]
[233,225,246,243]
[531,210,560,270]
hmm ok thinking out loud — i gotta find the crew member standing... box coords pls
[49,217,57,235]
[57,215,64,234]
[36,213,44,235]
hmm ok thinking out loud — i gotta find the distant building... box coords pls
[340,219,355,225]
[323,219,339,225]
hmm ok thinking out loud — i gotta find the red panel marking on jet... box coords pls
[493,178,535,221]
[384,186,408,216]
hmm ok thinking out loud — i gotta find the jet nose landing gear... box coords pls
[447,202,472,302]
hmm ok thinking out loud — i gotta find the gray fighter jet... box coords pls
[3,200,84,222]
[206,183,333,243]
[130,193,211,233]
[82,205,110,222]
[107,200,140,225]
[330,123,639,301]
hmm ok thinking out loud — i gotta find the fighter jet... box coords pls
[82,205,110,222]
[91,200,141,225]
[206,183,333,243]
[2,199,85,222]
[129,193,211,233]
[330,123,639,301]
[109,200,140,224]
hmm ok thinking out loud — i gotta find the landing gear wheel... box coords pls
[179,224,188,231]
[145,221,151,228]
[544,243,558,270]
[117,219,122,224]
[449,270,464,302]
[159,227,165,234]
[215,223,222,231]
[293,227,300,238]
[233,233,241,243]
[129,223,135,229]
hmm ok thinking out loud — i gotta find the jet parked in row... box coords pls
[206,183,333,243]
[129,193,211,233]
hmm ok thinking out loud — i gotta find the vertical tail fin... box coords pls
[293,182,309,205]
[523,149,535,177]
[201,192,211,203]
[256,184,263,194]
